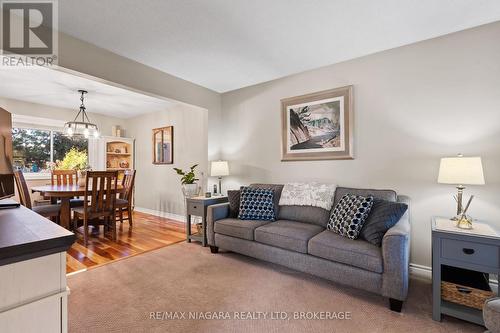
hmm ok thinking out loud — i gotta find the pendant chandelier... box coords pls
[64,90,99,138]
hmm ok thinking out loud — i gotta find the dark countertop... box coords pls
[0,199,75,266]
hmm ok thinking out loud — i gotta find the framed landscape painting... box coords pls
[281,85,353,161]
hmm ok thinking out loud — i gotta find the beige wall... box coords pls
[127,104,208,217]
[220,22,500,268]
[55,32,222,203]
[57,32,222,161]
[0,97,126,136]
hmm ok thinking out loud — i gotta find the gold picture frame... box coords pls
[152,126,174,164]
[281,85,353,161]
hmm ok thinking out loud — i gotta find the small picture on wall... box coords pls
[281,86,353,161]
[153,126,173,164]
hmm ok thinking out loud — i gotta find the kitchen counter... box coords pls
[0,199,75,266]
[0,198,75,333]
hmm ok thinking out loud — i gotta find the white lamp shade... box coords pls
[210,161,229,177]
[438,156,485,185]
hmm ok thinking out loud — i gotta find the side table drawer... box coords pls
[441,238,499,268]
[187,202,204,216]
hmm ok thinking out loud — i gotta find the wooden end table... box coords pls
[185,196,228,247]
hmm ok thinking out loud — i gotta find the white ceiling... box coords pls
[58,0,500,93]
[0,66,177,118]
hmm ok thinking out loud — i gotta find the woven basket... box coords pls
[441,281,494,310]
[195,223,203,235]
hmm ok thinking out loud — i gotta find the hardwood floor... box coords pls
[66,211,188,274]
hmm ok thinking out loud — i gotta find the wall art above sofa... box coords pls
[281,85,353,161]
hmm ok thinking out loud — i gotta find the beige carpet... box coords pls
[68,242,483,333]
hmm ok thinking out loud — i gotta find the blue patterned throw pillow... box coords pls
[238,187,275,221]
[327,194,374,239]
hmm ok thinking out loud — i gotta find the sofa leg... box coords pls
[389,298,403,312]
[210,246,219,254]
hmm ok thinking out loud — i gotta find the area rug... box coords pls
[68,242,482,333]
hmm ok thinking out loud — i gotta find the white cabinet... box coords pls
[88,136,135,172]
[0,253,69,333]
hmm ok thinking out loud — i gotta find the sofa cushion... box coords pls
[227,190,241,218]
[255,220,324,253]
[308,230,383,273]
[327,194,374,240]
[238,187,276,221]
[278,205,330,227]
[214,218,271,241]
[249,184,284,217]
[334,187,397,206]
[360,198,408,247]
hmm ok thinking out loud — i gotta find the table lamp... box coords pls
[438,154,485,228]
[210,160,229,196]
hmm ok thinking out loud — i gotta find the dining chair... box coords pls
[116,169,136,227]
[51,169,84,207]
[51,169,78,186]
[13,170,61,221]
[72,171,118,246]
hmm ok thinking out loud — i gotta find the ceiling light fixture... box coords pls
[64,90,99,139]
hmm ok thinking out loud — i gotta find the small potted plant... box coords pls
[75,162,92,187]
[173,164,200,197]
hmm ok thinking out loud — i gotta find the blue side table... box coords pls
[432,217,500,325]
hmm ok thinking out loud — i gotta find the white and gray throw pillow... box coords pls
[279,182,337,210]
[327,194,374,239]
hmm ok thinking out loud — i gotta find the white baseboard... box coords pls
[409,263,432,280]
[134,206,186,223]
[409,263,498,286]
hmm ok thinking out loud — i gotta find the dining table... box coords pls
[31,184,124,230]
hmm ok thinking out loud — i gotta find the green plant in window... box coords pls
[56,148,90,170]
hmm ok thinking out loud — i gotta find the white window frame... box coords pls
[12,117,89,180]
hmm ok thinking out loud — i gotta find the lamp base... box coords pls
[455,216,473,230]
[218,177,223,196]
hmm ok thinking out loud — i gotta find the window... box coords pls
[12,128,51,173]
[53,131,88,162]
[12,127,88,175]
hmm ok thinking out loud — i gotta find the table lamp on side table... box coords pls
[210,160,229,196]
[437,154,485,229]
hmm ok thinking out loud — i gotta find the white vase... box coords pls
[182,183,199,198]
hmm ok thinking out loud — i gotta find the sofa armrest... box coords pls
[381,195,411,301]
[207,203,230,246]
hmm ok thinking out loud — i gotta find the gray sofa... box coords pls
[484,297,500,332]
[207,185,411,311]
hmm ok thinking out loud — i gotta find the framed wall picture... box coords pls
[152,126,173,164]
[281,85,353,161]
